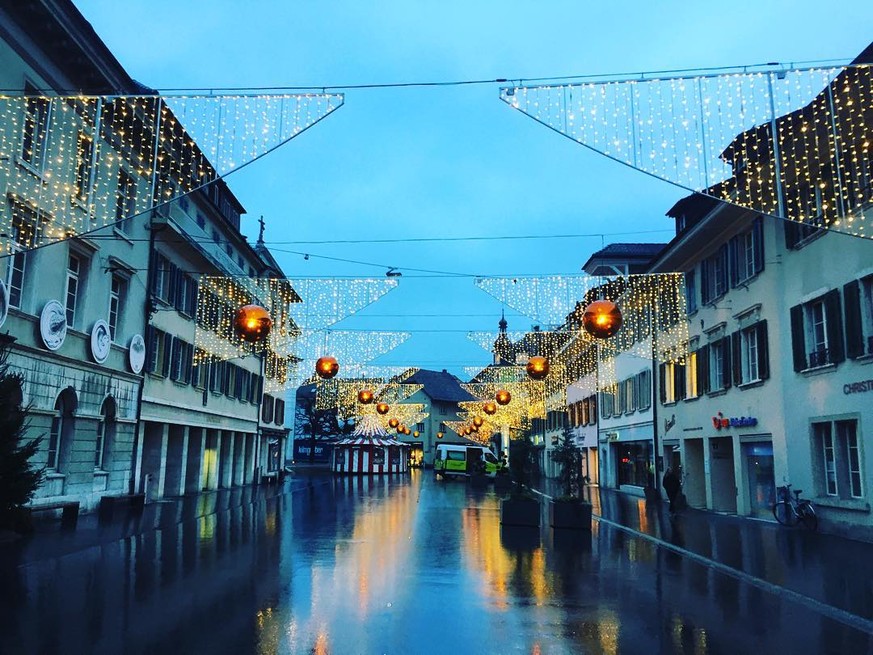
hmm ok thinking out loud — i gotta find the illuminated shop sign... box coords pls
[712,412,758,430]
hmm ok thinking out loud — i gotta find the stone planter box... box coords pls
[549,500,592,530]
[500,496,540,527]
[494,475,512,494]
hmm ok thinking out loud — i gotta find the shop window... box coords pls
[790,291,844,371]
[616,441,651,487]
[812,419,863,499]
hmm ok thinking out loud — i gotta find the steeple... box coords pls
[257,215,266,245]
[498,309,507,333]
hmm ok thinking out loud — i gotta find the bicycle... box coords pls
[772,484,818,531]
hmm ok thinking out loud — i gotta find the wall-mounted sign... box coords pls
[90,320,111,364]
[605,431,620,442]
[39,300,67,351]
[844,379,873,395]
[0,279,8,329]
[129,334,146,374]
[712,412,758,430]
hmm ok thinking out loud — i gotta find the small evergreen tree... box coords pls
[552,424,582,500]
[508,435,535,495]
[0,339,43,531]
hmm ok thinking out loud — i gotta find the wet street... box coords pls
[2,473,873,655]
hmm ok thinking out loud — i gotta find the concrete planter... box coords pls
[549,500,592,530]
[500,496,540,527]
[494,475,512,494]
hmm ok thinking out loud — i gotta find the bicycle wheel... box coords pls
[798,503,818,531]
[773,501,798,526]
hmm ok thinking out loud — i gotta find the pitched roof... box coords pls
[404,369,475,402]
[586,242,668,259]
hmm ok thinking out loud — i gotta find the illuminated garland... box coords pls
[0,93,342,253]
[286,278,399,331]
[500,64,873,238]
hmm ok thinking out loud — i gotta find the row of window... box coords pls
[567,395,597,427]
[660,320,770,404]
[152,252,198,316]
[146,327,262,404]
[601,370,652,418]
[686,218,765,312]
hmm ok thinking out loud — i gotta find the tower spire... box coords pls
[257,215,266,245]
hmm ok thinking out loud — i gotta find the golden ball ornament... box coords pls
[234,304,272,343]
[376,402,390,415]
[357,389,374,404]
[472,416,484,428]
[315,356,339,380]
[526,356,549,381]
[483,402,497,416]
[495,389,511,406]
[582,300,623,339]
[471,424,479,432]
[388,418,400,429]
[437,432,444,439]
[413,431,419,438]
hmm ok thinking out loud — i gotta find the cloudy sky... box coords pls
[75,0,872,378]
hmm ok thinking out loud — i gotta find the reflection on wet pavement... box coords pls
[1,471,872,654]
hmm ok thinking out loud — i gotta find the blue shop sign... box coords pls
[712,412,758,430]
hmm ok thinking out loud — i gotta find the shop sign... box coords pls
[605,432,619,442]
[844,379,873,395]
[712,412,758,430]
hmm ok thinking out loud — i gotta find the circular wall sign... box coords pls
[129,334,146,374]
[39,300,67,351]
[0,279,8,329]
[90,320,111,364]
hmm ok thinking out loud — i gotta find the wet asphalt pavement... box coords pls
[1,471,872,654]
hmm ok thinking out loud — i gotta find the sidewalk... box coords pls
[534,477,873,624]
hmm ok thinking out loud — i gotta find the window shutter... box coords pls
[843,280,863,359]
[697,345,709,394]
[722,337,732,389]
[731,331,742,385]
[784,220,800,249]
[824,289,845,364]
[676,363,686,400]
[658,363,666,404]
[145,325,156,373]
[161,333,172,377]
[701,260,710,305]
[753,217,765,274]
[590,395,597,424]
[756,320,770,380]
[790,304,806,371]
[728,236,739,288]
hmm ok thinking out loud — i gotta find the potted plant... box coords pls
[548,425,592,530]
[499,436,540,527]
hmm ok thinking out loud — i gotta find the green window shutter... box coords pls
[790,305,806,371]
[697,345,709,394]
[824,289,845,364]
[722,337,732,389]
[756,320,770,380]
[731,331,742,385]
[843,280,863,359]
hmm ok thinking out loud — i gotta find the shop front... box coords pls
[601,423,654,494]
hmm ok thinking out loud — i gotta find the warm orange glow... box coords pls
[357,389,374,404]
[582,300,622,339]
[388,418,400,429]
[470,424,479,432]
[234,304,272,343]
[472,416,484,428]
[526,355,549,380]
[375,402,390,415]
[413,431,419,437]
[495,389,511,405]
[315,356,339,379]
[437,432,444,438]
[483,402,497,415]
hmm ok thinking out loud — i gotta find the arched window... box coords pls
[95,397,117,470]
[47,387,77,471]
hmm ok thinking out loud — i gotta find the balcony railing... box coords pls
[808,349,831,368]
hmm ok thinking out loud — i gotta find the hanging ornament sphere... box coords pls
[413,431,419,438]
[234,304,272,343]
[472,416,484,428]
[388,418,400,429]
[315,356,339,380]
[495,389,511,406]
[582,300,623,339]
[471,424,479,432]
[526,356,550,381]
[376,402,390,415]
[357,389,374,404]
[437,432,444,439]
[483,402,497,415]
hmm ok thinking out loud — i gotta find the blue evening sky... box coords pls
[74,0,872,379]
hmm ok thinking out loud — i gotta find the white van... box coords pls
[433,444,503,479]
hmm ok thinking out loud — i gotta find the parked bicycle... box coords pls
[772,484,818,531]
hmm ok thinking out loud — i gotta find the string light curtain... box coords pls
[0,93,342,253]
[500,64,873,238]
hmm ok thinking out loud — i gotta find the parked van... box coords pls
[434,444,503,479]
